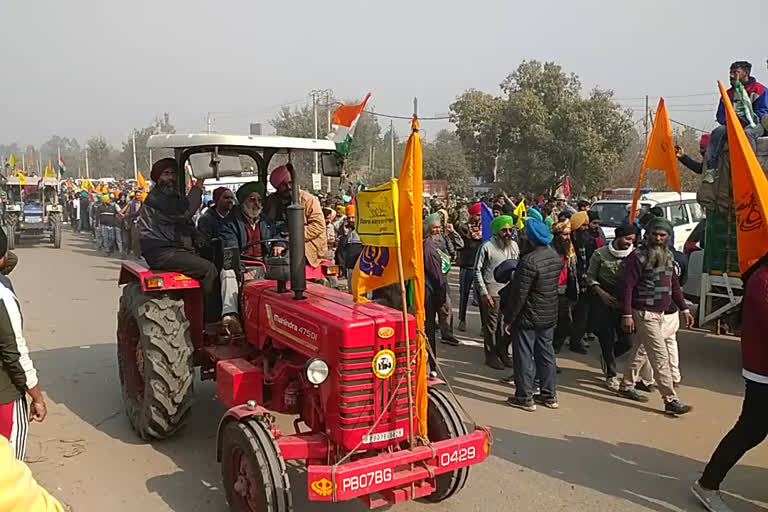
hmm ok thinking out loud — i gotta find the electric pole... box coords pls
[132,131,138,181]
[644,95,649,146]
[85,148,90,178]
[390,119,395,178]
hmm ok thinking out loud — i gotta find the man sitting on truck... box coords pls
[264,165,327,268]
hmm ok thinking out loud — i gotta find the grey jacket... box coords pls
[473,236,520,298]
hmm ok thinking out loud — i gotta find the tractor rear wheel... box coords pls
[221,418,293,512]
[423,387,470,502]
[7,224,15,250]
[117,282,194,440]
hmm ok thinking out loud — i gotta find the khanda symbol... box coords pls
[359,247,390,277]
[736,194,764,233]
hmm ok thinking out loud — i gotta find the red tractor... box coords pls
[116,134,490,510]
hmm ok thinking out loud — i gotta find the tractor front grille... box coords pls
[338,340,414,444]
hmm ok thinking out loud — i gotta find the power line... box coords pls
[363,110,449,121]
[669,118,710,133]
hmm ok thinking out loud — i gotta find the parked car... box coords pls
[590,189,704,252]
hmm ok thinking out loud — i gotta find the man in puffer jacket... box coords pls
[503,218,563,412]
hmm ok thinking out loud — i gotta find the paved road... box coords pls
[11,230,768,511]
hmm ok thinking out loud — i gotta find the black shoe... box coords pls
[569,344,589,355]
[485,353,505,370]
[440,336,460,346]
[556,366,562,374]
[458,321,467,332]
[499,373,515,385]
[499,353,514,368]
[665,399,692,416]
[533,395,559,409]
[617,388,649,402]
[635,381,654,392]
[506,397,536,412]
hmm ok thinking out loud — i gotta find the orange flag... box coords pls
[629,98,681,220]
[137,171,149,191]
[718,81,768,273]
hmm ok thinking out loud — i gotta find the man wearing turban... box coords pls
[264,165,327,268]
[617,216,694,416]
[473,214,519,369]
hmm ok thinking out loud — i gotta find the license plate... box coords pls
[362,428,403,444]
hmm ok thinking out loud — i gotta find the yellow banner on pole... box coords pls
[355,179,400,247]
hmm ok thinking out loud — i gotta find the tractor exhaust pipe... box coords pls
[286,163,306,300]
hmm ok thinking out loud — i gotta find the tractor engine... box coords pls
[235,281,417,452]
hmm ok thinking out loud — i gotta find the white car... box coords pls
[590,190,705,252]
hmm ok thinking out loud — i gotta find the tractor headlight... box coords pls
[305,358,329,385]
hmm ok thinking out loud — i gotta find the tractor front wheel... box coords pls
[423,387,471,502]
[117,283,194,440]
[221,418,293,512]
[52,218,62,248]
[7,224,15,250]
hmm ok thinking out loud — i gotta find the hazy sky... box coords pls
[3,0,768,147]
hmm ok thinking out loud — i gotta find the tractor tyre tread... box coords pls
[117,283,193,440]
[221,420,293,512]
[7,225,15,250]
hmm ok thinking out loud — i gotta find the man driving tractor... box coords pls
[264,165,327,268]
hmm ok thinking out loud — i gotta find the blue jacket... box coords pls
[219,206,284,254]
[716,77,768,126]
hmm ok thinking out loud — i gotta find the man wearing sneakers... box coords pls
[617,217,694,415]
[691,252,768,512]
[503,218,562,411]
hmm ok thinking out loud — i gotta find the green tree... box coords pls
[86,136,118,178]
[423,130,471,195]
[449,90,503,182]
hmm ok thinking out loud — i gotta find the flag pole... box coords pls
[132,131,138,181]
[395,242,416,450]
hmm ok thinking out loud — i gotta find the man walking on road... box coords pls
[504,218,562,411]
[617,217,694,415]
[474,215,519,369]
[691,253,768,512]
[0,228,47,459]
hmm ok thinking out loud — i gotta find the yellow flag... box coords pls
[8,154,16,168]
[355,179,400,247]
[18,173,25,185]
[45,166,55,178]
[630,98,680,220]
[718,81,768,273]
[137,171,149,191]
[513,199,526,228]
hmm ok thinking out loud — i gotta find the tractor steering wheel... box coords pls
[240,238,287,261]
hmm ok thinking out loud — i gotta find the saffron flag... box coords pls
[327,93,371,157]
[481,203,493,241]
[563,177,571,197]
[629,98,681,220]
[350,118,427,436]
[137,171,149,191]
[718,81,768,273]
[355,179,400,247]
[513,199,527,229]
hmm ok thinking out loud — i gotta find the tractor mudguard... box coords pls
[216,403,271,462]
[119,260,201,292]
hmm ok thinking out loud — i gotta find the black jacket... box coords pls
[0,284,36,405]
[457,223,483,268]
[503,244,562,330]
[139,186,202,255]
[218,206,284,254]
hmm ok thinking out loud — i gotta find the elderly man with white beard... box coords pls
[617,217,695,415]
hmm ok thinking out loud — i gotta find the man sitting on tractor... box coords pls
[217,181,284,334]
[264,165,327,268]
[138,158,227,328]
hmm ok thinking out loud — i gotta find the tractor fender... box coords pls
[118,261,201,292]
[216,404,271,462]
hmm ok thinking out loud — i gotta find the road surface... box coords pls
[11,231,768,511]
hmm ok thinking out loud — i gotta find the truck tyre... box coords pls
[117,283,194,440]
[52,219,62,248]
[7,224,15,250]
[221,418,293,512]
[423,387,471,502]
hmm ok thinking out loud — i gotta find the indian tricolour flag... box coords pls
[327,92,371,157]
[58,155,66,174]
